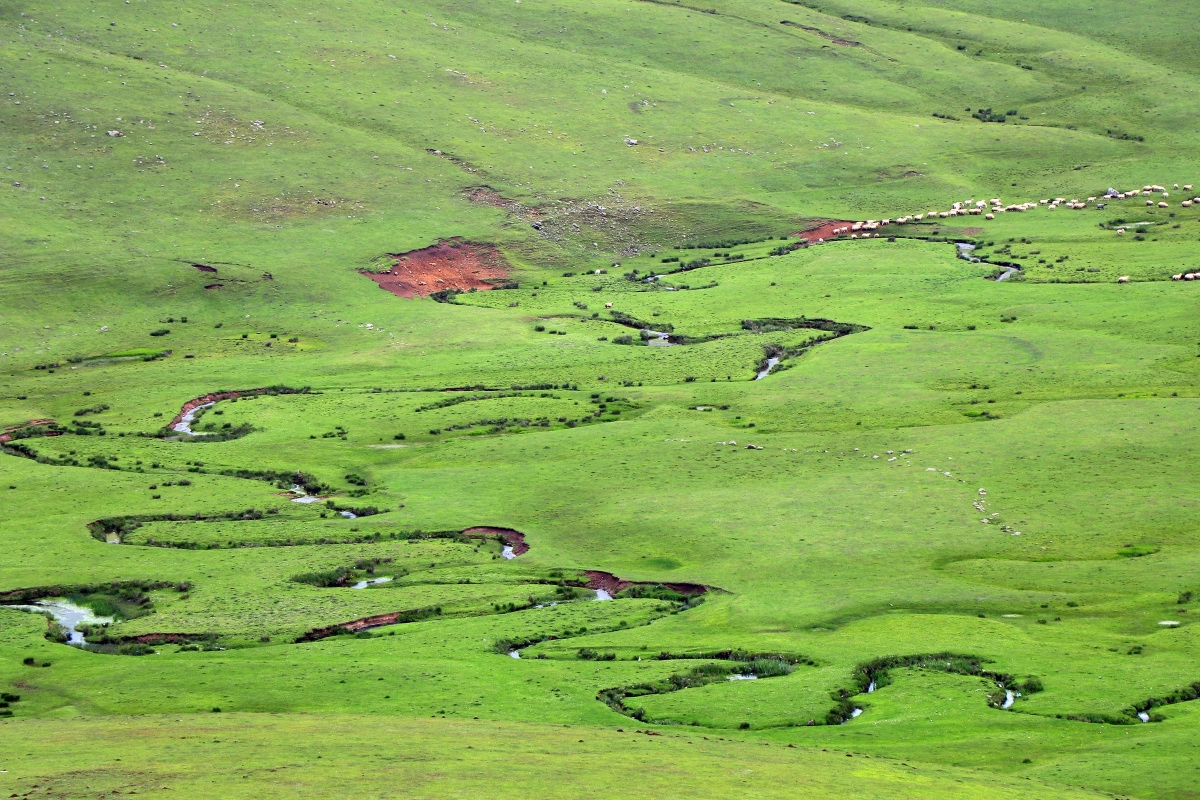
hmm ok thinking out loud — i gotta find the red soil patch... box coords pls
[167,387,310,431]
[959,226,984,235]
[295,610,417,643]
[363,238,512,299]
[168,391,247,430]
[0,419,59,444]
[583,570,709,596]
[796,220,858,243]
[462,526,529,555]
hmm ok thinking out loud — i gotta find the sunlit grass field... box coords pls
[2,0,1199,797]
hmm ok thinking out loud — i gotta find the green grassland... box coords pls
[2,0,1200,797]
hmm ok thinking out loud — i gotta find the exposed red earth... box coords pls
[362,239,512,298]
[167,387,311,431]
[796,220,858,244]
[168,391,247,430]
[461,526,529,555]
[296,610,415,643]
[0,419,57,444]
[583,570,710,596]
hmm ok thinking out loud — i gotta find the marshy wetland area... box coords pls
[3,0,1200,797]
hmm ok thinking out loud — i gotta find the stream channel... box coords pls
[755,357,780,380]
[8,599,112,645]
[172,403,215,435]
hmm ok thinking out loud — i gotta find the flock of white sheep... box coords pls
[800,181,1198,284]
[814,197,1061,242]
[811,182,1197,245]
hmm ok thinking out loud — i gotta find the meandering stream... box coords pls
[350,577,393,589]
[172,403,215,435]
[755,357,780,380]
[8,599,112,645]
[642,329,673,347]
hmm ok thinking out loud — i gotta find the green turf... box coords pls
[2,0,1199,796]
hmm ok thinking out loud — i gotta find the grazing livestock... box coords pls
[1118,276,1130,283]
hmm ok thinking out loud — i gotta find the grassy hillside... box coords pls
[2,1,1199,797]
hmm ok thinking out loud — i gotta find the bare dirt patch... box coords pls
[167,387,310,432]
[796,220,858,243]
[461,526,529,555]
[363,239,512,298]
[0,419,57,444]
[583,570,710,596]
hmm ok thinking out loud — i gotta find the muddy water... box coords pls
[8,599,112,645]
[755,357,780,380]
[351,577,393,590]
[172,402,215,435]
[642,329,673,347]
[594,589,613,601]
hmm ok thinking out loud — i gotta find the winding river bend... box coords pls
[171,402,215,435]
[755,357,780,380]
[8,599,112,645]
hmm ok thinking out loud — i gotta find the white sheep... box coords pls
[1118,276,1130,283]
